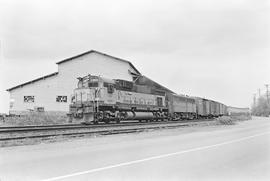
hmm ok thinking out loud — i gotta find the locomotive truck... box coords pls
[67,74,227,124]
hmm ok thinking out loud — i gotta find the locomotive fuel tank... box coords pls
[123,112,154,120]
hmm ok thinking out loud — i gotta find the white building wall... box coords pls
[9,52,137,113]
[9,75,59,114]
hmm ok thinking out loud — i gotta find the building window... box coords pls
[24,96,34,103]
[56,96,67,102]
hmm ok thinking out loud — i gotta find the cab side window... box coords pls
[107,84,114,94]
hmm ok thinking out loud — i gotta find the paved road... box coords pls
[0,117,270,181]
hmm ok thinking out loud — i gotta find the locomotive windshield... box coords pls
[88,82,99,87]
[88,77,99,87]
[77,75,100,88]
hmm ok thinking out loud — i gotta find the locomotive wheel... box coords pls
[116,118,120,124]
[67,115,73,123]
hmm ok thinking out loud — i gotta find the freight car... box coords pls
[220,103,227,116]
[167,94,197,120]
[194,97,227,118]
[194,97,210,118]
[67,75,227,124]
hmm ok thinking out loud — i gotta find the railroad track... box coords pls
[0,119,215,142]
[0,124,82,130]
[0,121,142,132]
[0,119,213,132]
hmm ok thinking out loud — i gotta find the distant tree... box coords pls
[252,96,270,116]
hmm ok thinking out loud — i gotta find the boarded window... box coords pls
[24,96,34,103]
[56,96,67,102]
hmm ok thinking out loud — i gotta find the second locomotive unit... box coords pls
[67,74,226,124]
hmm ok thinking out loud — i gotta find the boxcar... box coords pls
[167,94,197,120]
[209,100,221,117]
[219,103,223,115]
[209,100,215,116]
[215,102,220,116]
[194,97,210,118]
[220,104,227,115]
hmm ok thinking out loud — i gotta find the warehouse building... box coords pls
[7,50,173,115]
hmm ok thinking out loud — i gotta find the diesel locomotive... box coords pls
[67,74,227,124]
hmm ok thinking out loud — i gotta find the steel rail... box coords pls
[0,119,213,133]
[0,120,139,130]
[0,124,82,129]
[0,122,199,141]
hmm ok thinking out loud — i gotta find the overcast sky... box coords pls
[0,0,269,113]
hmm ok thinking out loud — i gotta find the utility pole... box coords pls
[253,93,256,107]
[258,88,261,97]
[265,84,269,104]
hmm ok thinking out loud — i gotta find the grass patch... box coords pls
[0,112,68,126]
[230,115,252,121]
[215,115,251,125]
[215,116,236,125]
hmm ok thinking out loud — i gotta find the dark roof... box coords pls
[135,75,175,94]
[56,50,141,75]
[6,72,58,91]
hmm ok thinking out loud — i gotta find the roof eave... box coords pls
[56,50,141,75]
[6,72,58,92]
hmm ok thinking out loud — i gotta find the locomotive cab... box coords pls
[67,75,116,124]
